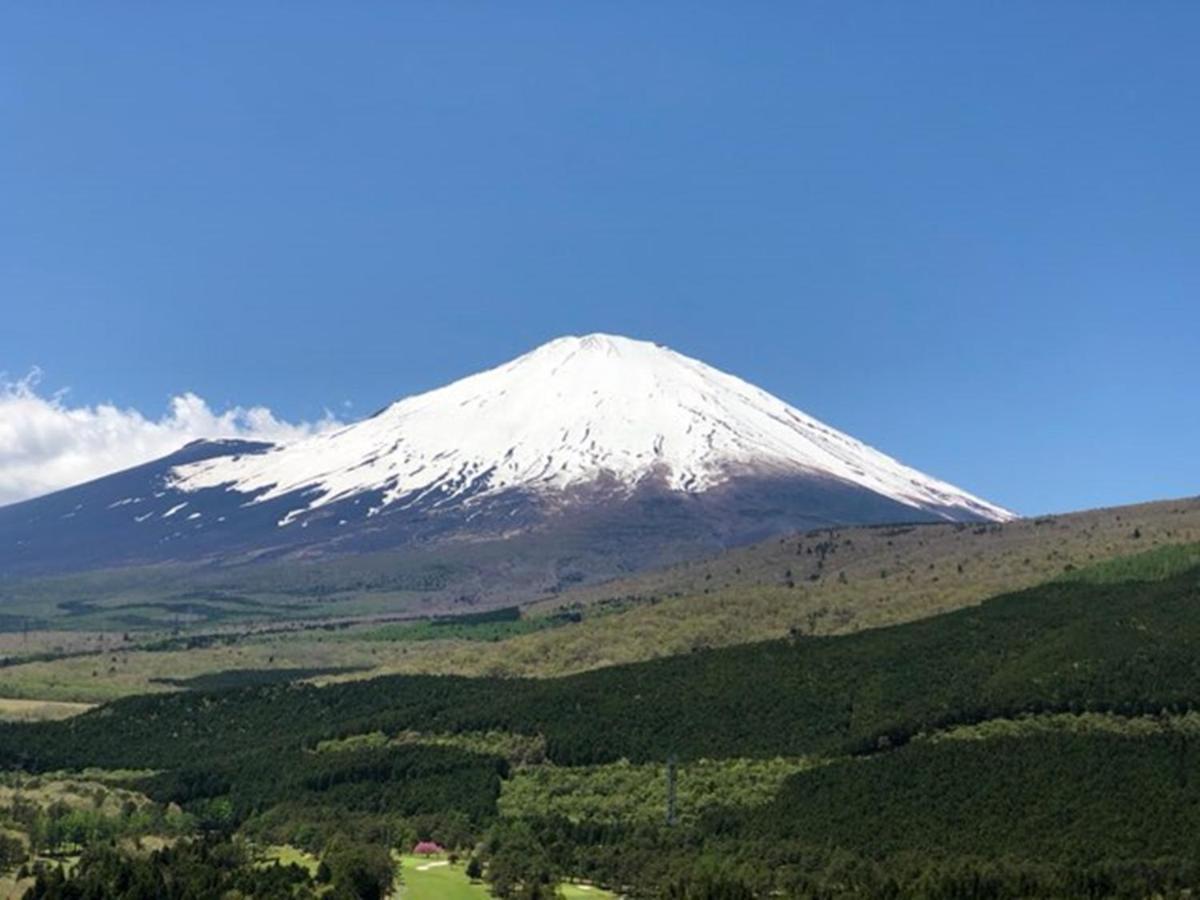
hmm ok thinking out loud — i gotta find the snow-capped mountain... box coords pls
[170,334,1009,524]
[0,334,1011,574]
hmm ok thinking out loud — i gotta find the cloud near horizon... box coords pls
[0,370,339,507]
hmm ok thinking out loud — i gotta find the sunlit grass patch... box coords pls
[257,843,320,877]
[0,697,93,722]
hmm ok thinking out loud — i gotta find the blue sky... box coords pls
[1,3,1197,514]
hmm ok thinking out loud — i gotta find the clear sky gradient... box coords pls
[2,3,1197,515]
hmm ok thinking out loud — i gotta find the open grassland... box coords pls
[257,843,320,876]
[0,631,121,666]
[560,885,616,899]
[0,635,435,703]
[0,873,29,900]
[399,854,490,899]
[0,698,93,722]
[397,854,617,900]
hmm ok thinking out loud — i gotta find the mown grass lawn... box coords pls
[561,884,617,898]
[396,855,617,899]
[0,697,94,722]
[398,855,489,899]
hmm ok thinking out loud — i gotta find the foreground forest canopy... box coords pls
[0,539,1199,897]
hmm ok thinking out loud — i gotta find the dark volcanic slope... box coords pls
[0,439,972,575]
[0,335,1010,577]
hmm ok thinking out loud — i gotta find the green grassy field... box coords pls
[559,886,613,899]
[399,855,489,899]
[0,635,436,703]
[0,697,93,722]
[258,843,320,877]
[397,855,618,899]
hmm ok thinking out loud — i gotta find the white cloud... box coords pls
[0,370,339,507]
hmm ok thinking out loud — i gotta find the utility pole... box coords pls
[666,755,678,827]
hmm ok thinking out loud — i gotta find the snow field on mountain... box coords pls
[169,334,1012,525]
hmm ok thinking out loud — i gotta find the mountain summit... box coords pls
[173,333,1009,524]
[0,334,1011,574]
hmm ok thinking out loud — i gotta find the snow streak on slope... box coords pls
[169,335,1013,525]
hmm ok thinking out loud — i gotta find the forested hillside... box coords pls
[2,546,1200,896]
[8,545,1199,769]
[3,497,1197,708]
